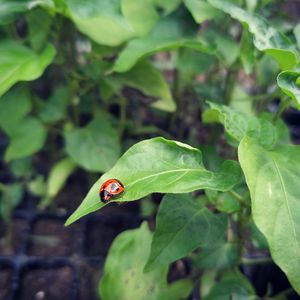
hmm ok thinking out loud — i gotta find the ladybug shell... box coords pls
[99,179,124,203]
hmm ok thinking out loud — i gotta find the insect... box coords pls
[99,178,124,203]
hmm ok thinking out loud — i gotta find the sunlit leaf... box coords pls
[99,222,193,300]
[66,137,240,225]
[238,137,300,294]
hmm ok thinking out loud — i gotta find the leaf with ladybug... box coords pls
[65,137,241,225]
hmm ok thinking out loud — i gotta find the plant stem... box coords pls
[241,256,273,265]
[273,97,291,124]
[229,190,244,204]
[224,64,239,105]
[119,97,127,138]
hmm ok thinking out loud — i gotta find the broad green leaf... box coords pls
[184,0,223,24]
[109,61,175,112]
[99,222,193,300]
[277,71,300,109]
[145,193,227,271]
[208,0,298,70]
[0,86,32,135]
[39,158,77,209]
[65,0,158,46]
[238,137,300,294]
[0,42,55,97]
[65,137,240,225]
[153,0,181,15]
[113,18,214,72]
[0,0,54,24]
[65,116,120,172]
[39,86,70,123]
[195,241,239,269]
[294,23,300,50]
[204,271,256,299]
[5,117,47,161]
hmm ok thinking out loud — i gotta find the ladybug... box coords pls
[99,178,124,203]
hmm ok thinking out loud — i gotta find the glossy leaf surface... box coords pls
[66,137,241,225]
[239,137,300,293]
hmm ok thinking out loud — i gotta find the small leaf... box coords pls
[238,137,300,294]
[0,86,32,135]
[65,116,120,172]
[65,137,241,225]
[5,117,47,161]
[145,193,227,271]
[110,61,176,112]
[113,18,214,72]
[0,42,56,97]
[208,0,298,70]
[277,71,300,109]
[65,0,158,46]
[99,222,193,300]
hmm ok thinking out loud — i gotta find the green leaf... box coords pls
[277,71,300,109]
[208,0,298,70]
[240,29,255,75]
[39,158,77,209]
[65,137,241,225]
[204,271,256,299]
[0,42,56,97]
[113,18,214,72]
[294,23,300,50]
[65,116,120,172]
[99,222,193,300]
[145,193,227,271]
[238,137,300,294]
[0,86,32,135]
[65,0,158,46]
[39,86,70,123]
[5,117,47,161]
[195,241,239,270]
[184,0,223,24]
[109,61,176,112]
[0,0,54,25]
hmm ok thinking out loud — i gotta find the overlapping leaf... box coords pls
[66,137,241,225]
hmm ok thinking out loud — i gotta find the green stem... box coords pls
[229,190,244,204]
[224,64,239,105]
[273,97,291,124]
[119,97,127,138]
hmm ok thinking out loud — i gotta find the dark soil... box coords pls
[18,266,73,300]
[0,267,13,300]
[28,218,82,257]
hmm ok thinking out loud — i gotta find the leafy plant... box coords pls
[1,0,300,298]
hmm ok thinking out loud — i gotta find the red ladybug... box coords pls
[99,179,124,203]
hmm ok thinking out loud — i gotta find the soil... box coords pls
[28,218,82,257]
[18,266,73,300]
[0,267,13,300]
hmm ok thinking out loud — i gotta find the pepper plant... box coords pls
[1,0,300,298]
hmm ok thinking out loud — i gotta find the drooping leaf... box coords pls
[277,71,300,109]
[144,193,227,271]
[0,41,56,97]
[184,0,223,24]
[0,86,32,135]
[208,0,298,70]
[65,116,120,173]
[65,137,241,225]
[113,18,214,72]
[65,0,158,46]
[238,137,300,294]
[0,0,54,25]
[109,61,176,112]
[99,222,193,300]
[4,117,47,161]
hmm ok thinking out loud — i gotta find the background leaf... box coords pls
[238,137,300,294]
[145,193,227,271]
[65,116,120,172]
[99,222,193,300]
[0,41,55,97]
[66,137,241,225]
